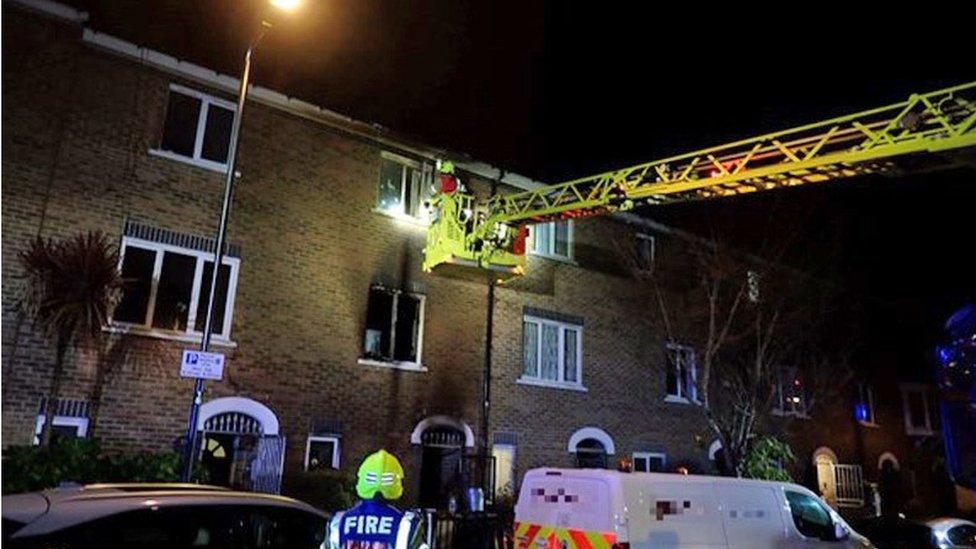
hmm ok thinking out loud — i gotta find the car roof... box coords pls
[926,517,976,529]
[3,483,327,538]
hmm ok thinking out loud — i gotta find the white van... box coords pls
[514,468,873,548]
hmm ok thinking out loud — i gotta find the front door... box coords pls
[419,426,465,509]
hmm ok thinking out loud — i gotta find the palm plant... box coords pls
[19,231,123,448]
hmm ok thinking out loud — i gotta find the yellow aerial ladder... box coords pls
[423,81,976,280]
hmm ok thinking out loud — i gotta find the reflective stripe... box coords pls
[395,511,416,549]
[515,522,616,549]
[328,511,344,549]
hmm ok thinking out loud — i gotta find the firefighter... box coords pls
[328,449,428,549]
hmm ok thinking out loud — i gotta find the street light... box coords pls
[181,0,301,483]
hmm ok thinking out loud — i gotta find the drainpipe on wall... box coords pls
[481,170,503,491]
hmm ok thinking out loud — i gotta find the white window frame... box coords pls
[857,382,877,427]
[304,435,340,470]
[358,287,427,372]
[374,151,434,224]
[108,236,240,344]
[149,84,237,173]
[518,315,584,391]
[772,367,810,418]
[528,220,574,261]
[632,451,667,473]
[33,415,88,445]
[664,343,698,404]
[900,383,934,436]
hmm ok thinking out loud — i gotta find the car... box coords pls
[2,483,329,548]
[515,468,875,548]
[855,515,976,549]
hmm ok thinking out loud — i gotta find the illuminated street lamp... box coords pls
[181,0,301,483]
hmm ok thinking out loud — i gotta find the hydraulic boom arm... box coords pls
[423,82,976,280]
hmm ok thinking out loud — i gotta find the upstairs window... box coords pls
[153,84,236,172]
[362,286,426,368]
[376,152,434,221]
[111,237,239,340]
[529,221,572,260]
[773,367,809,417]
[901,384,934,435]
[855,383,876,425]
[521,315,583,389]
[665,343,697,403]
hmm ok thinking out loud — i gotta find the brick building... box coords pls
[2,0,950,516]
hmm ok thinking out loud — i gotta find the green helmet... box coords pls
[437,159,455,174]
[356,449,405,500]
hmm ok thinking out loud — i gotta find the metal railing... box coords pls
[833,463,865,507]
[424,509,512,549]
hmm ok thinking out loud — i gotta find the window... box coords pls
[784,490,838,540]
[632,452,666,473]
[665,343,697,403]
[520,315,583,389]
[574,438,607,469]
[304,436,340,471]
[635,233,656,272]
[361,286,426,368]
[528,220,573,260]
[855,383,876,425]
[900,384,934,435]
[376,152,434,221]
[111,237,240,341]
[773,367,809,417]
[491,443,516,497]
[34,415,88,445]
[152,84,236,172]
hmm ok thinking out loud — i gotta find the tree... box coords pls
[619,228,852,477]
[19,231,123,447]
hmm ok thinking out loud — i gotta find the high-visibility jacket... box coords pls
[328,499,428,549]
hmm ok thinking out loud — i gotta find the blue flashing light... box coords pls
[854,403,869,422]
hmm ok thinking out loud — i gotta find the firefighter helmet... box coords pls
[356,449,405,500]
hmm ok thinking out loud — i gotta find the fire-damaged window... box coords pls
[111,236,239,341]
[375,152,434,222]
[151,84,236,172]
[665,343,698,403]
[361,286,426,368]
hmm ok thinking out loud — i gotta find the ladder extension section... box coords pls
[485,82,976,227]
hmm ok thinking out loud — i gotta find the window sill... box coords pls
[103,324,237,348]
[858,421,880,428]
[148,148,228,174]
[664,395,700,405]
[905,428,935,437]
[358,358,427,372]
[372,208,430,228]
[516,377,587,392]
[527,252,577,265]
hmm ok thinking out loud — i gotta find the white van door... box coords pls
[715,483,786,548]
[625,479,726,548]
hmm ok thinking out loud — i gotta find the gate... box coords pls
[833,463,865,507]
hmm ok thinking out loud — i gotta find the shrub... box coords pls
[1,438,203,494]
[282,469,356,512]
[742,436,795,481]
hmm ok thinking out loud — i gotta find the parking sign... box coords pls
[180,350,225,380]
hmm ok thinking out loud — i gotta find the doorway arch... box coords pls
[197,397,284,494]
[813,446,838,507]
[411,416,475,509]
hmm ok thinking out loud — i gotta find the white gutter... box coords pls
[6,0,88,23]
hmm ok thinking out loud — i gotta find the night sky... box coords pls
[66,0,975,376]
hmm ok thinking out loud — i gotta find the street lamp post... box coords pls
[181,3,297,483]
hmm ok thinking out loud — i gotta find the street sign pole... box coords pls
[180,34,260,482]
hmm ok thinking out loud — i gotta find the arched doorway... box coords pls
[813,446,838,507]
[411,416,475,509]
[198,397,284,494]
[567,427,615,469]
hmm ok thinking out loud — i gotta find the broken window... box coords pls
[665,343,697,402]
[376,153,434,220]
[362,286,425,365]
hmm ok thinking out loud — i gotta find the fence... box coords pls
[424,509,512,549]
[833,463,865,507]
